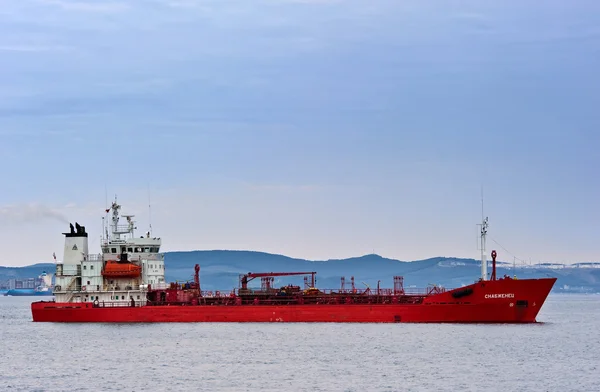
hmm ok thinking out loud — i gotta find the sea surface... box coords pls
[1,294,598,392]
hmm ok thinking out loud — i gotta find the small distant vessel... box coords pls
[5,272,54,297]
[31,198,556,323]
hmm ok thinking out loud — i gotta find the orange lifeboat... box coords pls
[102,259,142,278]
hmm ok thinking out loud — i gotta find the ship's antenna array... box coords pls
[476,187,488,281]
[148,184,152,236]
[101,185,110,244]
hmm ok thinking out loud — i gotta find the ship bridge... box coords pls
[101,198,162,256]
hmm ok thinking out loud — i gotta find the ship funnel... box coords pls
[62,220,89,265]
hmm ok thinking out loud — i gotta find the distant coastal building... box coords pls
[1,277,41,290]
[572,262,600,269]
[519,262,600,269]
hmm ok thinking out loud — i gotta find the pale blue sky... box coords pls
[1,0,598,266]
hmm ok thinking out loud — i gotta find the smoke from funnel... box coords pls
[0,203,70,224]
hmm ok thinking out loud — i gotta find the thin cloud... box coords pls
[0,203,69,224]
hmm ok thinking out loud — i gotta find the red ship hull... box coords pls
[31,277,556,323]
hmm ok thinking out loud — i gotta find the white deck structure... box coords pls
[53,199,165,305]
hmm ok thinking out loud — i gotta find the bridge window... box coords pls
[111,248,117,253]
[128,247,133,252]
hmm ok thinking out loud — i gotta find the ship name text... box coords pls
[484,293,515,299]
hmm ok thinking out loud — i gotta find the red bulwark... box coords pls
[31,276,556,323]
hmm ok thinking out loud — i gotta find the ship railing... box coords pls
[114,224,133,233]
[233,288,400,296]
[425,286,448,295]
[103,239,127,245]
[68,284,127,292]
[201,290,236,297]
[186,285,452,298]
[58,284,148,293]
[52,277,75,293]
[56,265,82,277]
[119,254,163,263]
[400,288,430,295]
[321,288,397,296]
[91,301,145,308]
[228,287,445,297]
[86,254,103,262]
[139,254,164,261]
[102,285,144,291]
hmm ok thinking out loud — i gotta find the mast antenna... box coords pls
[148,184,152,236]
[477,186,489,281]
[103,184,108,242]
[481,185,484,223]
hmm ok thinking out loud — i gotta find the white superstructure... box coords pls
[53,198,165,305]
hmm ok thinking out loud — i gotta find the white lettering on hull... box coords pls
[484,293,515,299]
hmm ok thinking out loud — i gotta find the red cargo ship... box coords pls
[31,200,556,323]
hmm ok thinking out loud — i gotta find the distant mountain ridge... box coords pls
[2,250,599,293]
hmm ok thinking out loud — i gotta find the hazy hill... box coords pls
[2,251,599,293]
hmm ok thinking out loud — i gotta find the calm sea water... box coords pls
[1,294,598,392]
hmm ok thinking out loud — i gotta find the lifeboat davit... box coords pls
[102,260,142,278]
